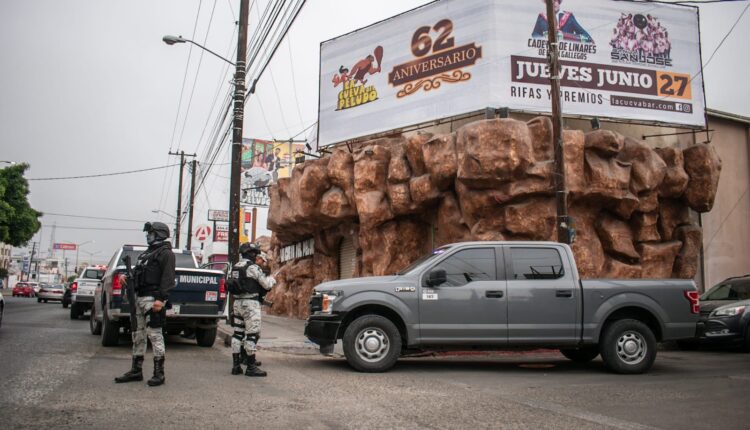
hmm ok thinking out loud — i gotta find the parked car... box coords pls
[91,245,226,347]
[305,241,701,374]
[70,266,106,319]
[32,282,42,295]
[12,282,36,297]
[37,283,65,303]
[694,275,750,350]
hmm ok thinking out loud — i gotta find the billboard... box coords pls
[241,138,305,207]
[214,223,229,242]
[317,0,705,148]
[53,243,77,251]
[207,209,229,222]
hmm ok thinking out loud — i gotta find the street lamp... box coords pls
[163,0,249,266]
[81,250,101,266]
[74,241,94,274]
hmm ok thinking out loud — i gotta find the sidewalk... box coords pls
[218,311,320,355]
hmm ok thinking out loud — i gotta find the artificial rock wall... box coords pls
[265,117,722,319]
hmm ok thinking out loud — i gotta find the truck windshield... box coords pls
[396,246,451,275]
[118,250,197,269]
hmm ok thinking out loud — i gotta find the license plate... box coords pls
[167,305,180,316]
[205,291,218,302]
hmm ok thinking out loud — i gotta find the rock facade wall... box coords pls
[265,117,722,319]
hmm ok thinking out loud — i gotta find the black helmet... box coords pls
[143,221,171,240]
[239,242,260,259]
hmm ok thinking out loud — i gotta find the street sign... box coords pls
[53,243,77,251]
[22,256,30,273]
[207,209,229,222]
[194,225,212,242]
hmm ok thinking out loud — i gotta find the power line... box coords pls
[700,2,749,70]
[28,164,180,181]
[42,225,143,232]
[39,212,146,223]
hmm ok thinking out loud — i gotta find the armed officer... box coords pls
[115,221,175,387]
[229,242,276,377]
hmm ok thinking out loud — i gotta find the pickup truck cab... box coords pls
[91,245,227,347]
[70,266,106,319]
[305,241,700,374]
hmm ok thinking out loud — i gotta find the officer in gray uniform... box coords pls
[229,242,276,377]
[115,222,175,387]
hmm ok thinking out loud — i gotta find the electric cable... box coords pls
[27,164,180,181]
[39,212,146,223]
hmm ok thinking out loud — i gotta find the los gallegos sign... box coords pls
[317,0,705,148]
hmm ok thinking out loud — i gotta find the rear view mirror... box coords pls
[427,269,447,286]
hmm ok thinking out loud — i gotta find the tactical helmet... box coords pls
[239,242,260,259]
[143,221,171,240]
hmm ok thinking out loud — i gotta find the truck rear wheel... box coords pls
[195,327,217,347]
[560,346,599,363]
[342,315,401,373]
[600,319,656,374]
[101,308,120,347]
[70,303,82,320]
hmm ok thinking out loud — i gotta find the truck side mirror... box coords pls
[427,269,447,286]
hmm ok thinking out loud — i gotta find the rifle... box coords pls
[122,255,138,333]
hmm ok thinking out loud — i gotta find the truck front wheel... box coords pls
[560,346,599,363]
[342,315,401,373]
[101,308,120,347]
[600,319,656,374]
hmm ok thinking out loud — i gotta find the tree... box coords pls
[0,164,41,246]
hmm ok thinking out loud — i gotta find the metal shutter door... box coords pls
[338,236,356,280]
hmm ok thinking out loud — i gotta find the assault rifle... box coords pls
[122,255,138,333]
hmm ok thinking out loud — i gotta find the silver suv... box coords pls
[70,266,105,320]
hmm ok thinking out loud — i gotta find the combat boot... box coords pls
[231,353,243,375]
[245,355,267,377]
[147,357,165,386]
[115,356,144,383]
[241,347,261,366]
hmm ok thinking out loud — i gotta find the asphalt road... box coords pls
[0,295,748,429]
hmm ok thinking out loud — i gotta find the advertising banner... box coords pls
[241,138,305,207]
[213,223,229,242]
[317,0,705,148]
[53,243,77,251]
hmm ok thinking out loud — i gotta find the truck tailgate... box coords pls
[168,268,225,317]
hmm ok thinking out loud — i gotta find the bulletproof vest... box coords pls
[135,245,167,289]
[230,261,263,296]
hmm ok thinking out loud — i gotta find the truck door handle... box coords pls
[556,290,572,298]
[485,291,504,298]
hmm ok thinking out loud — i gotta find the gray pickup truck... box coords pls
[305,241,700,374]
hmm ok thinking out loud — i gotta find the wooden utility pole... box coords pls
[546,0,571,244]
[169,150,196,247]
[186,159,198,250]
[228,0,249,266]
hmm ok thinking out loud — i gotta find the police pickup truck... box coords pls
[305,241,701,374]
[91,245,226,347]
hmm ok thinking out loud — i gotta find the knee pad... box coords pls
[245,334,259,344]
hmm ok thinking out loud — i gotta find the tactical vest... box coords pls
[229,261,264,297]
[135,244,168,294]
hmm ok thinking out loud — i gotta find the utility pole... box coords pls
[28,241,37,281]
[229,0,250,266]
[186,159,198,250]
[546,0,571,244]
[169,150,196,247]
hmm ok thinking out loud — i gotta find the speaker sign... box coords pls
[317,0,705,148]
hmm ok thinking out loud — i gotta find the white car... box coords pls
[70,266,106,320]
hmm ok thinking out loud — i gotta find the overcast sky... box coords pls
[1,0,747,264]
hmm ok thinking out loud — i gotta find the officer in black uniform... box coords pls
[115,221,175,387]
[228,242,276,377]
